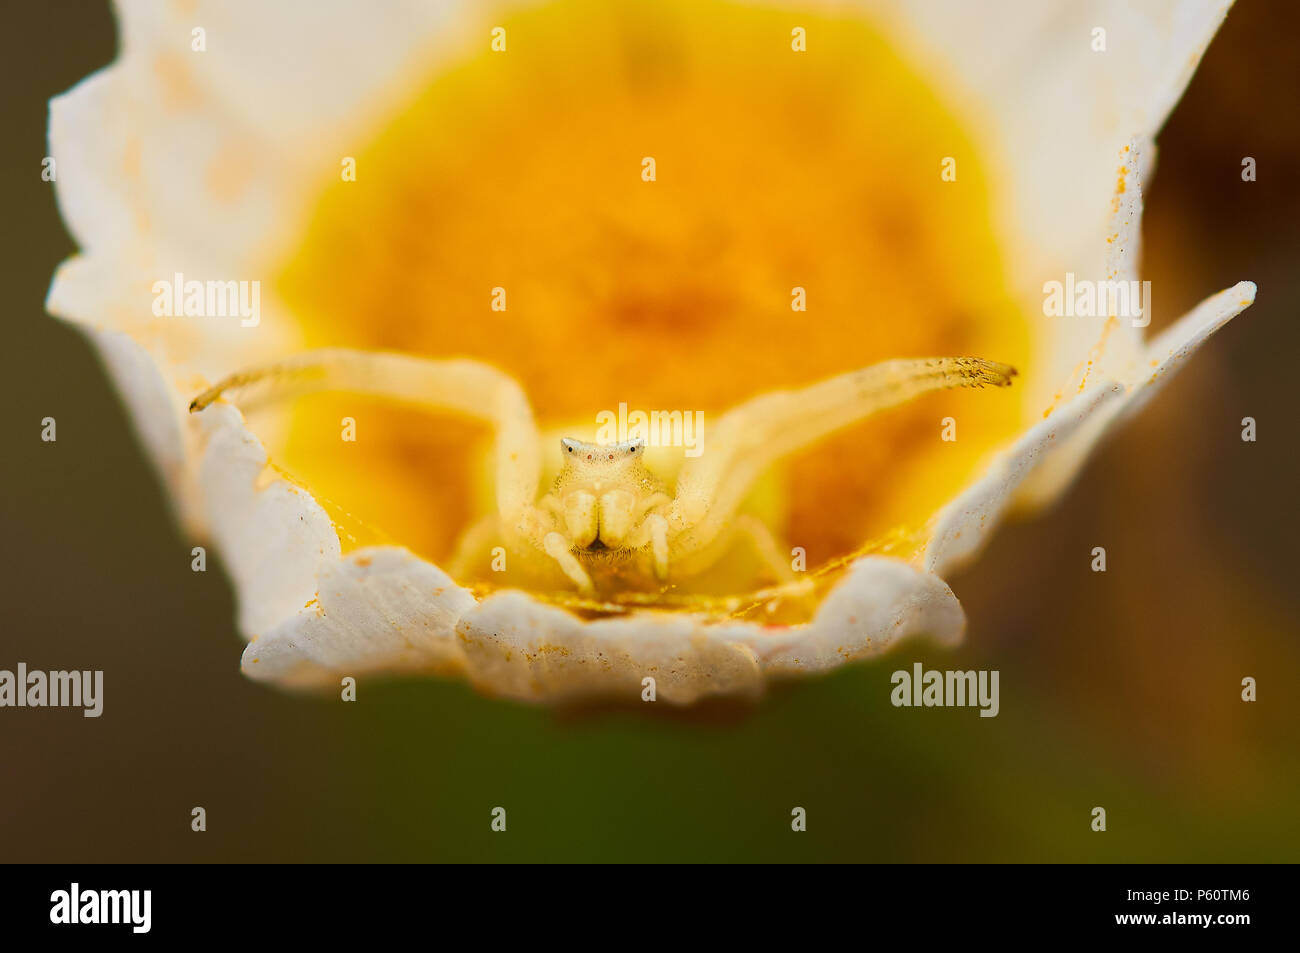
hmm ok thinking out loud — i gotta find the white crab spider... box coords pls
[191,349,1015,596]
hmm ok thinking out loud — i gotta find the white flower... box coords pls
[47,0,1253,703]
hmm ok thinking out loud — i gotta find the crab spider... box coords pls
[190,349,1015,596]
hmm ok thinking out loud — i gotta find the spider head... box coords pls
[553,438,661,553]
[559,437,646,469]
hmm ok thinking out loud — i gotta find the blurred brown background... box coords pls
[1,1,1296,862]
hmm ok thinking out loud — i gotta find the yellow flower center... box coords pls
[274,0,1029,615]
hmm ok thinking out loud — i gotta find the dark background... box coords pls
[1,1,1296,861]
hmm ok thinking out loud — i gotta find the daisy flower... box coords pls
[47,0,1253,702]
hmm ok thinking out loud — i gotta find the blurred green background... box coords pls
[1,1,1296,862]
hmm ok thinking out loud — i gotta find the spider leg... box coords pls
[543,532,595,594]
[645,514,669,580]
[731,514,797,585]
[622,493,672,579]
[668,511,795,583]
[446,513,504,581]
[189,348,542,526]
[668,357,1016,558]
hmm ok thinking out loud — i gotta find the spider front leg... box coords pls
[522,494,593,593]
[543,532,596,594]
[666,356,1017,565]
[642,513,670,581]
[190,346,545,533]
[625,493,671,581]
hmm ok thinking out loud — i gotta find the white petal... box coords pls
[454,592,766,705]
[927,272,1256,570]
[1128,280,1258,418]
[925,379,1126,576]
[193,404,341,636]
[454,556,962,704]
[114,0,467,148]
[79,326,196,525]
[760,557,965,672]
[925,140,1253,572]
[1015,136,1255,507]
[875,0,1235,282]
[244,541,962,703]
[243,547,476,688]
